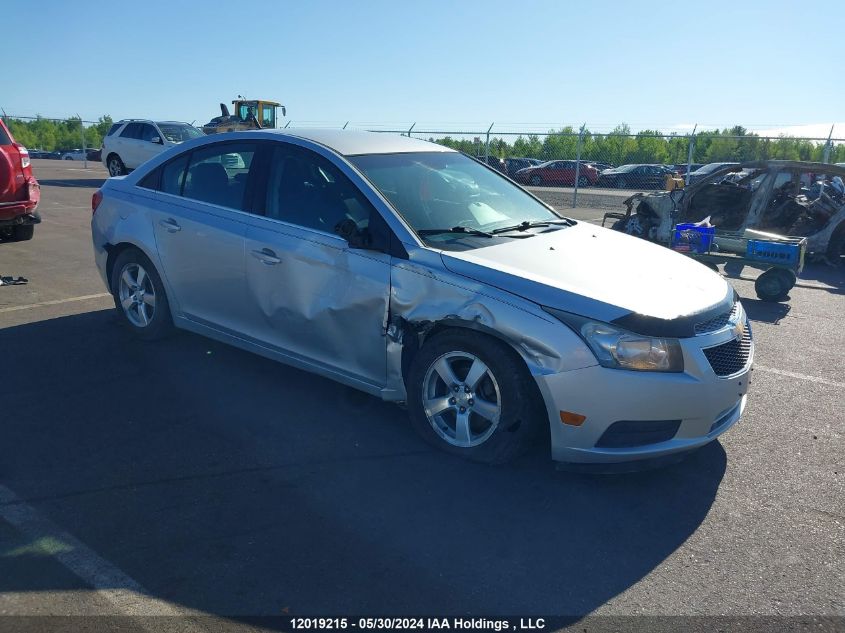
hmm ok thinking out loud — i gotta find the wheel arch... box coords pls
[397,317,545,399]
[105,241,165,294]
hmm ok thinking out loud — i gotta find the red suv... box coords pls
[0,118,40,241]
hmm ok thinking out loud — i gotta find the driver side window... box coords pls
[264,145,373,234]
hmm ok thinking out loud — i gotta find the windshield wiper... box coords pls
[490,219,575,234]
[417,226,494,238]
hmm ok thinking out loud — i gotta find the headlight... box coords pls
[544,308,684,372]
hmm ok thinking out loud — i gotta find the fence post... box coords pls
[485,122,494,162]
[684,124,697,186]
[343,121,349,130]
[78,114,88,169]
[407,122,416,138]
[822,124,834,163]
[572,123,586,209]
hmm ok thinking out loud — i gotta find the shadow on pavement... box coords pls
[37,178,106,189]
[740,297,791,324]
[0,309,727,625]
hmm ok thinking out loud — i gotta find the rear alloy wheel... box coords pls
[577,175,589,187]
[616,177,628,189]
[107,154,126,177]
[111,249,173,340]
[530,174,543,186]
[407,330,542,464]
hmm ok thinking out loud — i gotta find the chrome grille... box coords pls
[702,323,753,377]
[695,302,740,335]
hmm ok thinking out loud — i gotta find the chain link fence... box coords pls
[4,111,843,210]
[374,126,845,210]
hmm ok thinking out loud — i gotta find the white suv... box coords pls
[102,120,204,176]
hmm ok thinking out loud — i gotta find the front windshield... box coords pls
[350,152,561,239]
[157,123,204,143]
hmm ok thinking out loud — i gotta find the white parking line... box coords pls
[755,365,845,389]
[0,293,111,314]
[0,485,189,618]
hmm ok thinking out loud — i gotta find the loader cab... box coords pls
[233,100,281,129]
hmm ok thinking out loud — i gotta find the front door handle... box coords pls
[159,218,181,233]
[251,248,282,265]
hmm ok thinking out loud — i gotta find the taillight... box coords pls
[17,145,30,169]
[92,190,103,214]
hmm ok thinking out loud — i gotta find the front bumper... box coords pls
[536,322,753,465]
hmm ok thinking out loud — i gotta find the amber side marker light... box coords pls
[560,411,587,426]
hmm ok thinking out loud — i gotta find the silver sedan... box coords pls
[91,129,753,468]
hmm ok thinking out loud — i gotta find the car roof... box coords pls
[255,128,454,156]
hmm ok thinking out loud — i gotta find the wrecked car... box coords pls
[612,160,845,266]
[91,130,752,468]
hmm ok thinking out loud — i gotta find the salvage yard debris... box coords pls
[611,161,845,266]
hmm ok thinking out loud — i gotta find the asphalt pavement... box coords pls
[0,160,842,631]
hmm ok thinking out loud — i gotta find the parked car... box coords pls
[91,129,752,468]
[473,154,507,173]
[27,149,50,159]
[582,160,615,172]
[504,157,542,177]
[686,162,740,184]
[102,119,205,176]
[61,148,89,160]
[87,148,102,162]
[674,163,705,176]
[596,164,675,189]
[0,118,40,242]
[514,160,599,187]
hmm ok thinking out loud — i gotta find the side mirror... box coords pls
[150,136,162,144]
[334,218,370,249]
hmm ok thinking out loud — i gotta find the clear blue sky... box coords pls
[5,0,844,135]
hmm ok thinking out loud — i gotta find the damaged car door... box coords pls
[242,143,391,389]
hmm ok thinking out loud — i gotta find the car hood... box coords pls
[440,223,733,333]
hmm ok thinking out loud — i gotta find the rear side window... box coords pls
[0,124,11,145]
[182,143,257,210]
[120,123,142,139]
[161,154,190,195]
[106,123,121,136]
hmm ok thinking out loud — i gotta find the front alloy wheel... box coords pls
[422,351,502,448]
[407,330,542,463]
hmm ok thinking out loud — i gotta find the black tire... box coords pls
[827,227,845,267]
[110,248,173,340]
[616,177,628,189]
[774,268,797,289]
[10,225,34,242]
[407,329,543,464]
[107,154,126,177]
[577,175,589,187]
[530,174,543,186]
[754,269,790,302]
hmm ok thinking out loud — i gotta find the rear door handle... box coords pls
[159,218,181,233]
[251,248,282,265]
